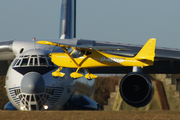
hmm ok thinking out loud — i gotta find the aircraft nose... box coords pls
[21,72,45,94]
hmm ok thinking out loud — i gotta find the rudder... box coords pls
[134,38,156,62]
[59,0,76,39]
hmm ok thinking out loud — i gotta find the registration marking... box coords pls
[101,57,125,63]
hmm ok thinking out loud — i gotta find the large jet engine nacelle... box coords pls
[119,72,154,108]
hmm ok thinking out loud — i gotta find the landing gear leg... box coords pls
[52,66,65,77]
[70,68,83,79]
[85,69,98,80]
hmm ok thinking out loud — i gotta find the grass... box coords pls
[0,110,180,120]
[0,76,8,109]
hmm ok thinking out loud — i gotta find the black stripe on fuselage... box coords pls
[13,66,58,75]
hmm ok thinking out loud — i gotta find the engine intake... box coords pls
[119,72,154,107]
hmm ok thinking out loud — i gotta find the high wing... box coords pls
[37,40,130,51]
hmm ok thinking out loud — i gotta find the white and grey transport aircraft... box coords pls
[2,0,180,111]
[2,0,99,110]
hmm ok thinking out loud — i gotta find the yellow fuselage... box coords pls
[50,50,153,68]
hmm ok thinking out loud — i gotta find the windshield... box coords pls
[12,55,53,67]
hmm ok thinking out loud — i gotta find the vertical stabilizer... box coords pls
[59,0,76,39]
[134,38,156,62]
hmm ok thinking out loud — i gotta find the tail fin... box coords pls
[134,38,156,62]
[59,0,76,39]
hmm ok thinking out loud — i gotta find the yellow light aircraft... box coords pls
[37,38,156,79]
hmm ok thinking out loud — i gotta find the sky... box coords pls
[0,0,180,48]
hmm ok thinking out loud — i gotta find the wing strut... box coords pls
[37,40,98,79]
[53,47,84,78]
[61,47,80,67]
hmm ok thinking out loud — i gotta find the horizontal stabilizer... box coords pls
[134,38,156,62]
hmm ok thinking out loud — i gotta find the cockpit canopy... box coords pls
[12,54,52,67]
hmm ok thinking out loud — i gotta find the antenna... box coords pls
[33,37,36,50]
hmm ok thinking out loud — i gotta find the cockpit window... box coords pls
[34,58,38,66]
[79,50,85,57]
[21,58,29,66]
[12,54,52,67]
[24,55,29,57]
[39,55,46,57]
[71,50,84,58]
[12,59,19,66]
[29,58,33,66]
[47,58,52,65]
[31,55,37,57]
[86,51,92,55]
[16,59,22,66]
[71,50,92,58]
[39,57,47,65]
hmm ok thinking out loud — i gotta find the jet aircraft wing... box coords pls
[1,38,180,75]
[0,40,16,75]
